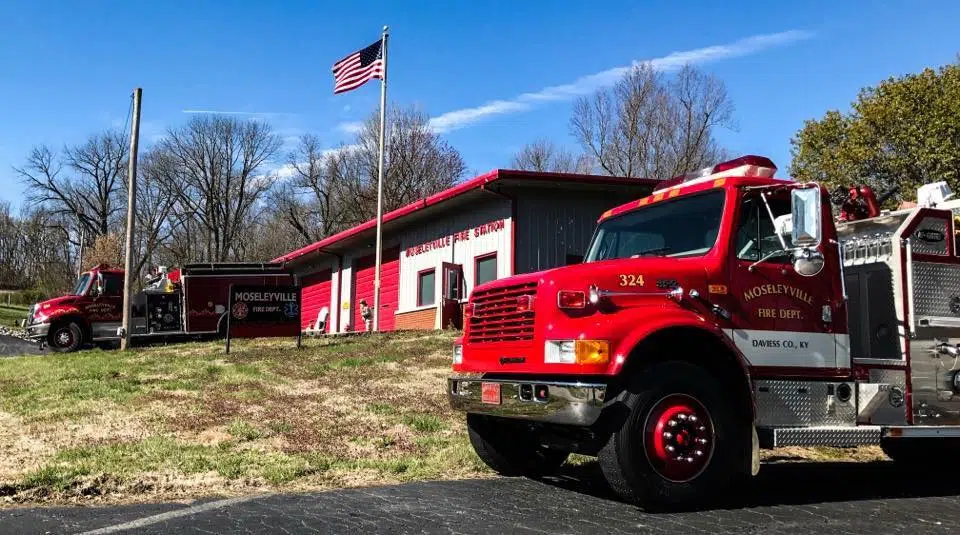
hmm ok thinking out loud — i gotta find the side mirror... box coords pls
[793,249,825,277]
[791,187,822,248]
[94,274,104,297]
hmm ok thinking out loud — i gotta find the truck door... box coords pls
[88,271,124,339]
[727,190,840,373]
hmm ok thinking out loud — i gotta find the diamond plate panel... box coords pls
[868,368,906,386]
[857,369,908,426]
[910,217,949,255]
[912,262,960,319]
[760,426,882,448]
[755,380,856,427]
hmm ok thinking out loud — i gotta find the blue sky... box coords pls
[1,1,958,209]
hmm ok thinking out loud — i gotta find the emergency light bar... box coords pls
[652,155,779,192]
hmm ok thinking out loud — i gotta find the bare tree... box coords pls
[271,134,345,245]
[336,106,467,227]
[570,63,733,179]
[511,139,592,173]
[127,147,178,279]
[157,116,281,261]
[15,130,128,241]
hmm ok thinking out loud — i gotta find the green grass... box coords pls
[0,330,490,502]
[0,304,29,328]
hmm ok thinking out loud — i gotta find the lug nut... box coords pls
[677,414,688,420]
[688,415,698,422]
[665,445,675,453]
[694,450,703,457]
[668,420,677,427]
[663,431,673,439]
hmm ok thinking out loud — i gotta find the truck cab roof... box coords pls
[599,156,795,223]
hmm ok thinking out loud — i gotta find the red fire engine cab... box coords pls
[449,155,960,509]
[25,262,292,352]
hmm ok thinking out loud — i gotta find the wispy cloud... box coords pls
[338,121,364,134]
[424,30,812,133]
[274,145,361,180]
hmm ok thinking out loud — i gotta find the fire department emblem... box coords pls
[232,302,249,320]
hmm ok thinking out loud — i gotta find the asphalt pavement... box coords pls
[3,460,959,534]
[0,333,42,357]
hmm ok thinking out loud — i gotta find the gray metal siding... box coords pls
[514,191,624,273]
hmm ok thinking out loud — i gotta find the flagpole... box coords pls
[373,25,389,332]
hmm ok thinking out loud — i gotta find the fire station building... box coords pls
[273,169,656,333]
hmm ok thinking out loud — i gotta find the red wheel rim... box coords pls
[55,328,73,348]
[643,394,714,482]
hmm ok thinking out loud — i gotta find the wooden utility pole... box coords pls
[120,88,142,351]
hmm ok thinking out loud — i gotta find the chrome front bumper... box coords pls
[448,377,607,426]
[25,322,49,341]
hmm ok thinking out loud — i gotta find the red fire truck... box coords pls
[25,262,293,352]
[449,155,960,509]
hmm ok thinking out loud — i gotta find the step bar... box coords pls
[758,425,960,448]
[758,426,883,448]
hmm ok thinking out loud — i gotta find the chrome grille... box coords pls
[467,282,537,343]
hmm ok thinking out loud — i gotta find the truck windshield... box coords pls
[71,273,91,295]
[585,190,725,262]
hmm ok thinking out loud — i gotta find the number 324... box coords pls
[618,274,644,287]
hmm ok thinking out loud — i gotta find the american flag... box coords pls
[332,40,384,94]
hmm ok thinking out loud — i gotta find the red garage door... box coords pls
[301,269,332,332]
[352,248,400,331]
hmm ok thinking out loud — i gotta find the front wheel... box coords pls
[598,361,749,510]
[467,414,568,477]
[48,322,83,353]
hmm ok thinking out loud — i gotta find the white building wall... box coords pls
[397,200,512,319]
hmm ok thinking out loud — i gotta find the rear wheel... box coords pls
[467,414,568,477]
[882,438,960,467]
[598,361,749,510]
[48,322,83,353]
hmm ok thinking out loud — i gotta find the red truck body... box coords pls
[25,262,293,352]
[449,155,960,509]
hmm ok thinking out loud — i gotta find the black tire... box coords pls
[467,414,569,477]
[48,321,83,353]
[882,438,960,467]
[598,361,749,510]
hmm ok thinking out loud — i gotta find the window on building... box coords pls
[418,269,436,306]
[475,253,498,286]
[734,194,793,263]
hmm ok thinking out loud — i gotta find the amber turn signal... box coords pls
[575,340,609,365]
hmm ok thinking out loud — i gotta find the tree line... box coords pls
[11,55,948,299]
[5,107,465,297]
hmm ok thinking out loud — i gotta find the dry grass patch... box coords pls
[0,330,893,505]
[0,331,490,504]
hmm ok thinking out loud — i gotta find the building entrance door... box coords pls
[440,262,464,329]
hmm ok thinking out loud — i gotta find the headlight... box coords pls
[545,340,609,365]
[452,344,463,365]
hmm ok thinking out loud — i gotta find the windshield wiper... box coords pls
[636,246,672,257]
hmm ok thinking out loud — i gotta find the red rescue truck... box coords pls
[25,262,293,352]
[449,155,960,509]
